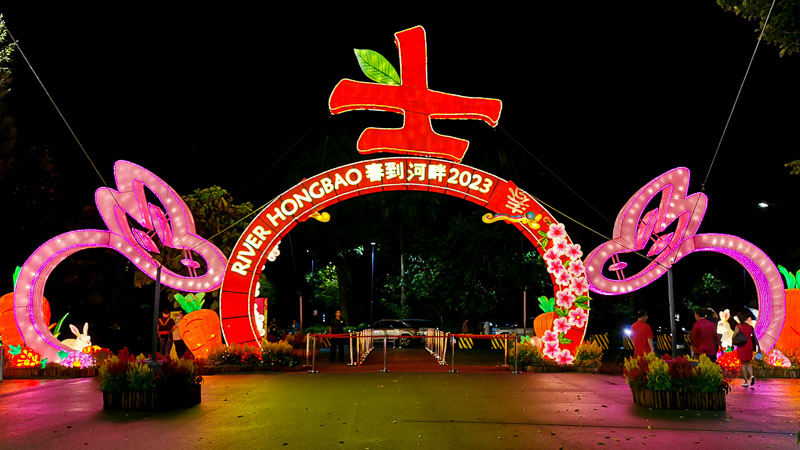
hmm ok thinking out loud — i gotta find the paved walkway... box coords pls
[0,349,797,449]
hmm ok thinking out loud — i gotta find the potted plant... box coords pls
[99,348,202,410]
[623,353,730,410]
[514,340,558,372]
[572,340,603,372]
[203,341,299,374]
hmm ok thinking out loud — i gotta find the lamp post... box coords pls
[370,242,376,324]
[151,264,162,361]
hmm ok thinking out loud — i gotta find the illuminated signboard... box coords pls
[219,157,589,359]
[584,167,785,352]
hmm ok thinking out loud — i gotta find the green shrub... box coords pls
[515,342,551,366]
[645,358,672,391]
[573,341,603,368]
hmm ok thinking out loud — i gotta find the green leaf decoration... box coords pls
[559,337,573,345]
[555,308,568,317]
[537,296,555,313]
[41,358,48,369]
[9,344,21,355]
[778,265,796,289]
[540,238,549,248]
[57,349,68,359]
[175,292,206,313]
[576,303,591,311]
[12,266,20,288]
[354,49,401,85]
[54,312,69,338]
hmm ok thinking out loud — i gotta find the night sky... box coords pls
[2,4,799,343]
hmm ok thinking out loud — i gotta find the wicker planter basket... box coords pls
[630,387,726,410]
[525,364,561,373]
[43,367,98,378]
[2,367,43,378]
[753,368,799,379]
[102,385,201,410]
[523,365,599,373]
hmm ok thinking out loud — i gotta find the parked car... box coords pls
[400,318,435,335]
[369,319,416,347]
[491,317,536,336]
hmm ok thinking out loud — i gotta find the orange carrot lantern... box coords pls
[775,265,800,352]
[534,296,557,337]
[0,268,51,347]
[175,292,222,359]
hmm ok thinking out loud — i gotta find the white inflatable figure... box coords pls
[254,303,266,337]
[529,336,543,350]
[717,309,734,351]
[60,322,91,351]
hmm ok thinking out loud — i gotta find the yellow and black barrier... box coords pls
[656,334,672,351]
[490,337,507,350]
[623,336,634,350]
[457,337,473,349]
[587,333,609,350]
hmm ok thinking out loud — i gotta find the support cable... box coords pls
[5,26,107,187]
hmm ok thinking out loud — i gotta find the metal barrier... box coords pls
[449,333,515,373]
[350,329,374,365]
[425,329,448,365]
[306,331,517,373]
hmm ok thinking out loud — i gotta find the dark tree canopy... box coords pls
[717,0,800,56]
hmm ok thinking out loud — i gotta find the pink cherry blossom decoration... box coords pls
[568,308,589,328]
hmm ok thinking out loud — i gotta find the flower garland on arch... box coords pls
[539,222,591,364]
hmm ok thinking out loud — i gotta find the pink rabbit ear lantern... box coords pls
[584,167,785,353]
[13,161,227,363]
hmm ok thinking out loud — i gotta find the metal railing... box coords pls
[304,330,517,373]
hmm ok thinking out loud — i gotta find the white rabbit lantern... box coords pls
[60,322,92,352]
[716,310,734,351]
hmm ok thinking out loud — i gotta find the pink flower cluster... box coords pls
[60,351,96,368]
[540,222,591,364]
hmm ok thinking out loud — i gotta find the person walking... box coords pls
[690,308,720,362]
[172,311,187,358]
[630,309,654,357]
[157,309,175,360]
[733,311,759,388]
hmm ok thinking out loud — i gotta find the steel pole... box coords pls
[151,264,162,361]
[668,268,677,358]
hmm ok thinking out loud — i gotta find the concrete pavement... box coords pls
[0,348,797,449]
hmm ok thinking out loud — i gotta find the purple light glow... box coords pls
[13,161,227,363]
[584,167,785,352]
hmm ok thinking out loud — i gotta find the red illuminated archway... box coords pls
[220,156,590,361]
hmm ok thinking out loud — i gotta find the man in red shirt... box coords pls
[631,309,654,357]
[690,308,720,362]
